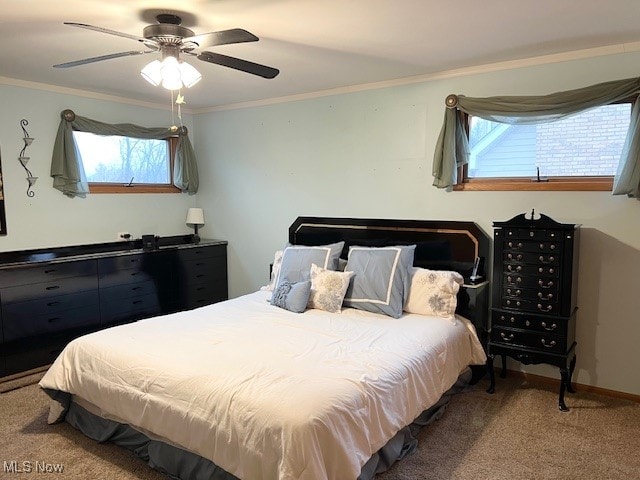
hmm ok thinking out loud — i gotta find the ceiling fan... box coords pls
[54,13,279,89]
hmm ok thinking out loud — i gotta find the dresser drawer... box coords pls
[3,305,101,342]
[98,253,147,272]
[181,257,227,282]
[2,290,99,319]
[99,280,159,303]
[178,244,226,262]
[492,310,568,335]
[100,292,161,325]
[503,273,560,289]
[491,327,565,354]
[503,262,559,277]
[184,284,228,309]
[503,229,563,241]
[504,240,561,253]
[0,259,97,288]
[0,274,98,305]
[503,251,561,265]
[501,297,559,314]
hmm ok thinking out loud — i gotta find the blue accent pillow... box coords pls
[270,280,311,313]
[274,242,344,288]
[343,245,416,318]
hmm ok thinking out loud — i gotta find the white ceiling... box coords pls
[2,0,640,111]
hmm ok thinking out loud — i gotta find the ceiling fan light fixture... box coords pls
[141,56,201,90]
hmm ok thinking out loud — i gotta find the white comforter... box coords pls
[40,291,486,480]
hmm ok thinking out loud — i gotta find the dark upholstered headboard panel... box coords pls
[289,217,490,282]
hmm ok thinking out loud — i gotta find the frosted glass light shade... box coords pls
[141,60,163,86]
[186,207,204,226]
[179,61,202,88]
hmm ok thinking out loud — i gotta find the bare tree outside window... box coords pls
[73,132,170,184]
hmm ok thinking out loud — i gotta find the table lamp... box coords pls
[186,207,204,243]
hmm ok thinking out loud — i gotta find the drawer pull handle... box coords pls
[538,280,554,288]
[541,339,556,348]
[44,269,57,274]
[196,262,205,266]
[47,317,61,323]
[130,272,139,277]
[46,285,60,290]
[538,255,556,264]
[538,292,554,299]
[541,322,557,331]
[131,286,142,291]
[47,301,61,306]
[196,274,205,278]
[196,286,205,291]
[500,332,515,341]
[537,303,553,312]
[132,300,143,305]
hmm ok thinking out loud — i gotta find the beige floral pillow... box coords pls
[404,267,464,320]
[308,263,354,313]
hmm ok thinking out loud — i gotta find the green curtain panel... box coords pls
[50,110,199,198]
[433,76,640,198]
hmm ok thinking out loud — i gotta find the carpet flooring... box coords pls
[0,372,638,479]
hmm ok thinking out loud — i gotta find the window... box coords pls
[456,100,634,191]
[72,132,179,193]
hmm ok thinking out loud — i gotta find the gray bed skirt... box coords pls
[43,368,474,480]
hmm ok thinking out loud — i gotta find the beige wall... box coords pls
[193,51,640,395]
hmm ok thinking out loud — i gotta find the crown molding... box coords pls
[193,41,640,114]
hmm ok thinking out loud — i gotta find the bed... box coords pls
[39,217,491,480]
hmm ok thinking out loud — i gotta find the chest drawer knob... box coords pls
[541,321,557,331]
[500,332,515,341]
[510,317,516,323]
[541,339,556,348]
[537,303,553,312]
[525,320,530,326]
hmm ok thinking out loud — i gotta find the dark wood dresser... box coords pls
[487,212,579,411]
[0,236,227,378]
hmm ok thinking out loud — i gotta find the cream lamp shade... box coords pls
[186,208,204,243]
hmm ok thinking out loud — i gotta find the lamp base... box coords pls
[192,225,200,244]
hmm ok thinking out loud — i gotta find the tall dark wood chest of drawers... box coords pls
[487,212,579,411]
[0,237,227,378]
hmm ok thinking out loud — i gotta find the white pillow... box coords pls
[260,249,284,292]
[404,267,464,320]
[307,263,354,313]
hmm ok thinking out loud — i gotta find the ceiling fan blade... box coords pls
[197,51,279,79]
[183,28,259,48]
[64,22,159,48]
[53,50,155,68]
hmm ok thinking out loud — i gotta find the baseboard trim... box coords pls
[500,369,640,403]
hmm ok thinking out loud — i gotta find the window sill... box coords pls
[89,184,181,194]
[453,177,613,192]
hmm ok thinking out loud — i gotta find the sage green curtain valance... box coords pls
[432,76,640,198]
[51,109,199,198]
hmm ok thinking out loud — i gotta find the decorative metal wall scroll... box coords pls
[19,119,37,197]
